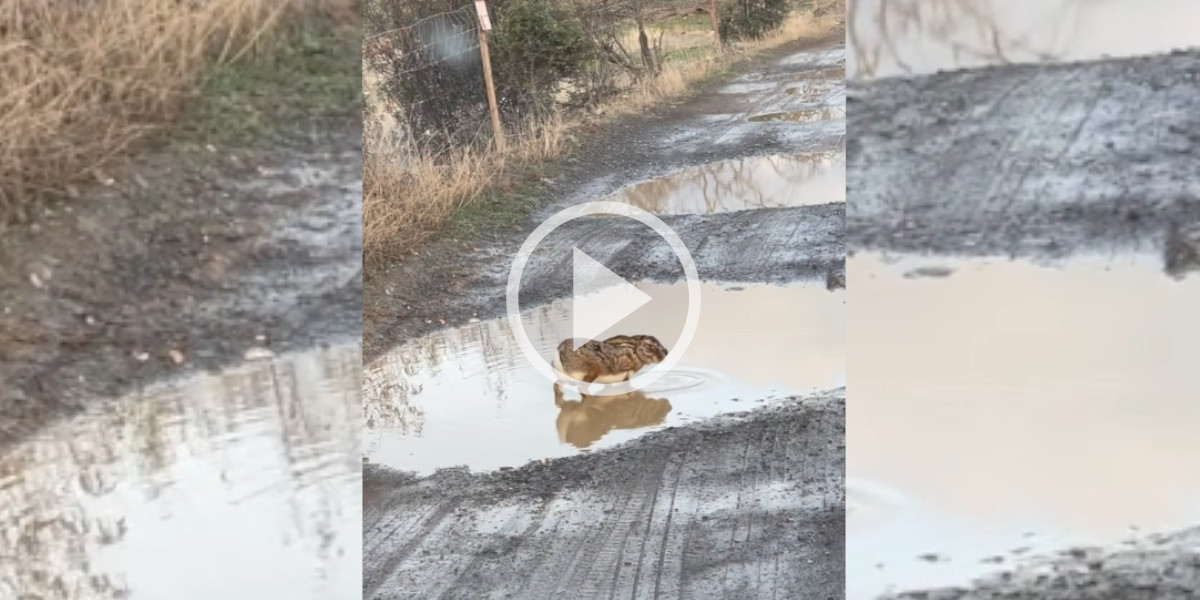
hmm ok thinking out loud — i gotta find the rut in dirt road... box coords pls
[847,48,1200,263]
[363,394,845,600]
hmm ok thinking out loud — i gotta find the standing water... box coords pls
[846,252,1200,598]
[364,281,845,475]
[0,345,361,600]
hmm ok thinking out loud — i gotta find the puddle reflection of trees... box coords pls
[0,346,360,600]
[845,0,1200,278]
[613,151,844,215]
[364,302,579,434]
[847,0,1090,79]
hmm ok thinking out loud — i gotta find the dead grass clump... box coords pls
[363,114,569,269]
[363,144,491,267]
[0,0,350,222]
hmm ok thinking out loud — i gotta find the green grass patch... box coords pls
[654,13,713,32]
[180,18,362,149]
[443,181,546,241]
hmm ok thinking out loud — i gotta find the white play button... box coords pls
[570,247,652,349]
[507,200,701,397]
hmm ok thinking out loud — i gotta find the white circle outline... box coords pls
[506,201,701,397]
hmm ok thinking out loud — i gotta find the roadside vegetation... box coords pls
[0,0,361,224]
[363,0,844,272]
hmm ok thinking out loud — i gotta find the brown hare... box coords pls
[551,334,669,385]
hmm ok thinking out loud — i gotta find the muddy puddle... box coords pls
[748,107,844,123]
[0,345,362,600]
[848,0,1200,79]
[363,281,844,475]
[603,151,845,215]
[846,252,1200,599]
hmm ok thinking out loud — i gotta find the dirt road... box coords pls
[847,49,1200,599]
[847,48,1200,266]
[0,129,363,449]
[363,34,847,600]
[364,391,845,600]
[363,35,847,362]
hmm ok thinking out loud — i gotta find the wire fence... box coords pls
[365,0,814,153]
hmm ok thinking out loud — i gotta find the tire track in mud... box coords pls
[362,393,845,600]
[364,500,462,597]
[509,204,845,313]
[569,453,671,598]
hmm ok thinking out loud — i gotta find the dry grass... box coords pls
[364,113,569,268]
[0,0,356,222]
[363,5,842,270]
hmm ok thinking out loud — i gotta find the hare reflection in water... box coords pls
[552,384,673,449]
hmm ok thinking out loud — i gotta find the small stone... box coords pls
[168,349,186,364]
[132,350,150,362]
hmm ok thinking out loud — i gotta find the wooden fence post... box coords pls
[475,0,506,152]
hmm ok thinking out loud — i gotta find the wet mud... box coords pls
[605,151,844,214]
[747,108,843,123]
[363,391,845,600]
[847,16,1200,597]
[0,131,364,450]
[880,525,1200,600]
[364,281,843,474]
[0,345,361,600]
[846,45,1200,266]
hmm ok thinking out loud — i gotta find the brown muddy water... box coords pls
[0,345,361,600]
[748,107,845,123]
[846,252,1200,599]
[848,0,1200,79]
[363,281,844,475]
[604,151,845,215]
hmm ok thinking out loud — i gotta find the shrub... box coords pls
[365,0,591,151]
[491,0,591,110]
[719,0,792,42]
